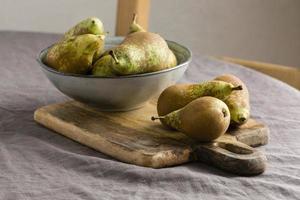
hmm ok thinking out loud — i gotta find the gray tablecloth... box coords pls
[0,31,299,200]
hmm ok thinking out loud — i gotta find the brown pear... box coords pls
[152,97,230,142]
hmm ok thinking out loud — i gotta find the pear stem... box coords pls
[132,13,137,24]
[151,116,164,121]
[109,50,119,64]
[232,85,243,90]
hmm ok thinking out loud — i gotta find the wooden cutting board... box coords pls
[34,100,269,175]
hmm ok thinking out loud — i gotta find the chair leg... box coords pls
[116,0,150,36]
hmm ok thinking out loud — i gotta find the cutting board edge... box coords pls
[235,125,269,147]
[34,107,192,168]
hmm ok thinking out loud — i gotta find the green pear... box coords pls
[157,80,243,116]
[64,17,105,39]
[214,74,250,125]
[44,34,105,74]
[92,31,177,76]
[128,14,146,34]
[92,55,116,77]
[152,97,230,142]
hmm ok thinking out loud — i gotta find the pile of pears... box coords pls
[44,15,177,76]
[152,74,250,142]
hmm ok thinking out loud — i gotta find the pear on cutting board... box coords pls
[157,80,243,117]
[152,96,231,142]
[214,74,250,126]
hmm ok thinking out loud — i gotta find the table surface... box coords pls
[0,31,299,200]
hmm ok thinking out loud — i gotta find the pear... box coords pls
[64,17,105,39]
[92,55,116,77]
[44,34,105,74]
[92,31,177,76]
[214,74,250,125]
[128,14,146,34]
[157,80,243,116]
[152,97,230,142]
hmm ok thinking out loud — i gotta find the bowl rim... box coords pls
[37,39,192,79]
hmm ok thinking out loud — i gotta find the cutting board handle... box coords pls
[194,141,267,175]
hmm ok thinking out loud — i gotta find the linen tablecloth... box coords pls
[0,31,299,200]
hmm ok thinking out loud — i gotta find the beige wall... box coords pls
[150,0,300,67]
[0,0,117,35]
[0,0,299,67]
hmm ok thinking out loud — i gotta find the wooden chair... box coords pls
[116,0,150,36]
[218,57,300,90]
[115,0,300,90]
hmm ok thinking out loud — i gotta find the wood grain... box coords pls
[34,101,269,174]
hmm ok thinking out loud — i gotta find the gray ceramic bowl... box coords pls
[37,37,192,111]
